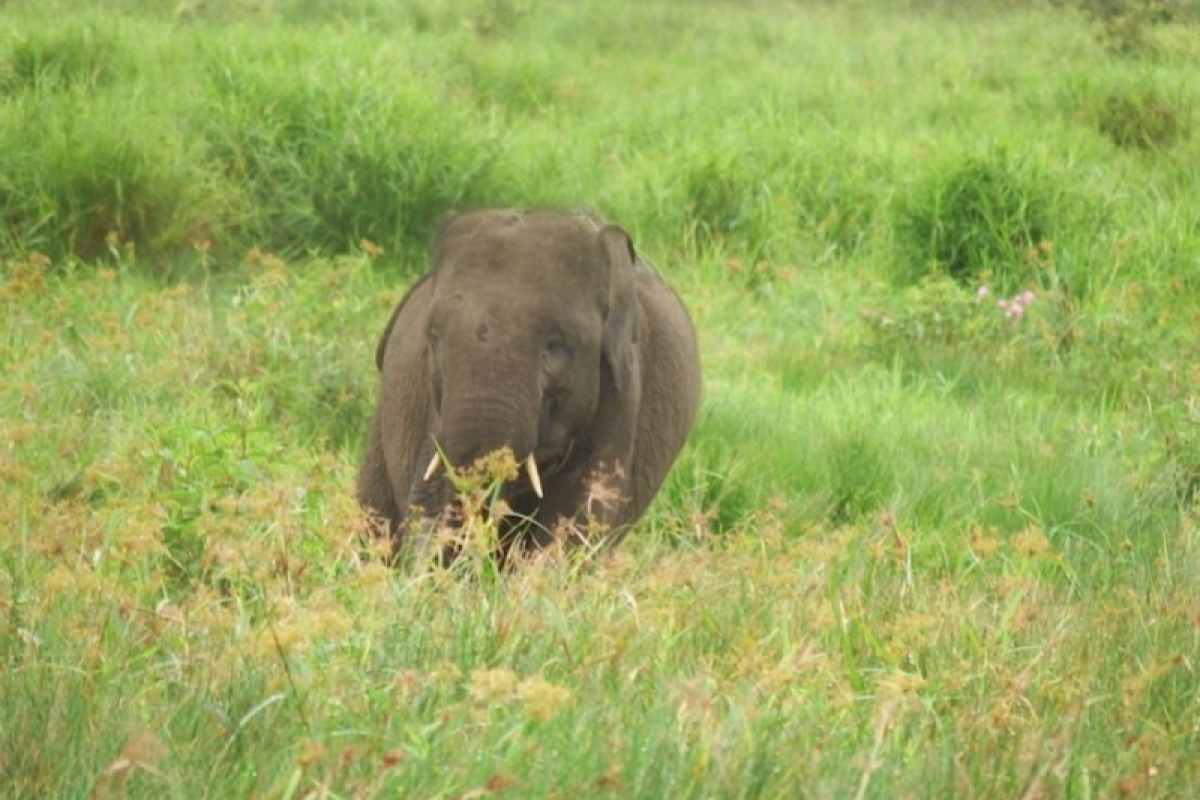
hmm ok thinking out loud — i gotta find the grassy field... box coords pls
[3,0,1200,796]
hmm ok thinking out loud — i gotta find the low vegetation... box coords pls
[2,0,1199,796]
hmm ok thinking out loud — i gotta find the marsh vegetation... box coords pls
[2,0,1199,796]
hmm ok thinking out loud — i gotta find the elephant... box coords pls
[356,208,701,563]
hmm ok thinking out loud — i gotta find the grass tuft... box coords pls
[676,133,882,262]
[1097,84,1186,149]
[0,93,222,261]
[895,148,1056,289]
[0,22,128,94]
[198,42,500,259]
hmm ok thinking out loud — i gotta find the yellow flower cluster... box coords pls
[468,668,574,721]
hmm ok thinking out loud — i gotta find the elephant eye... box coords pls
[542,335,571,369]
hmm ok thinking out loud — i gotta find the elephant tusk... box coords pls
[526,454,544,499]
[422,453,440,482]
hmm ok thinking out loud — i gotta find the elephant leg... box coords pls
[523,371,642,555]
[357,411,400,542]
[397,516,445,568]
[525,456,634,554]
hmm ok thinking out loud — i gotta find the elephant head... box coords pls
[359,206,701,564]
[405,209,641,537]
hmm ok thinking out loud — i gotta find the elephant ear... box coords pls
[376,210,464,370]
[374,273,431,370]
[429,208,465,271]
[597,224,639,393]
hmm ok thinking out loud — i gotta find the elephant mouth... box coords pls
[420,438,576,504]
[508,438,576,502]
[404,437,581,568]
[533,438,575,487]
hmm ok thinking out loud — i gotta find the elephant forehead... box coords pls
[441,289,601,333]
[432,280,603,348]
[441,230,600,283]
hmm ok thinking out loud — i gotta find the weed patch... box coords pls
[895,149,1056,289]
[0,93,222,260]
[1079,0,1200,55]
[0,23,128,94]
[199,45,499,259]
[676,134,882,261]
[1097,85,1186,148]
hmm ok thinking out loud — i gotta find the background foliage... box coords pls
[2,0,1199,796]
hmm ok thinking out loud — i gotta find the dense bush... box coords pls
[1097,85,1186,148]
[0,25,508,263]
[0,93,221,260]
[1077,0,1200,54]
[894,149,1056,289]
[197,43,501,259]
[0,23,128,94]
[674,132,883,262]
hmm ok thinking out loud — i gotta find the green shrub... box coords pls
[659,404,771,536]
[451,44,566,115]
[860,276,995,350]
[1098,86,1185,148]
[0,23,127,94]
[682,154,760,244]
[824,426,894,524]
[1078,0,1200,55]
[0,93,223,260]
[198,43,500,258]
[675,136,882,261]
[1078,0,1194,22]
[895,149,1054,288]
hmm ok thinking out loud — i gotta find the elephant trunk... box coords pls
[439,390,539,471]
[406,331,544,527]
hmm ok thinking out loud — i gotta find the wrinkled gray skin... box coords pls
[357,209,701,563]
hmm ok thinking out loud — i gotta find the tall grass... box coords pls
[1,1,1196,277]
[2,0,1200,797]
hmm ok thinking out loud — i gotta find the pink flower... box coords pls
[1019,290,1035,305]
[976,285,991,302]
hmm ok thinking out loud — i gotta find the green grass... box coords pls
[3,0,1200,796]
